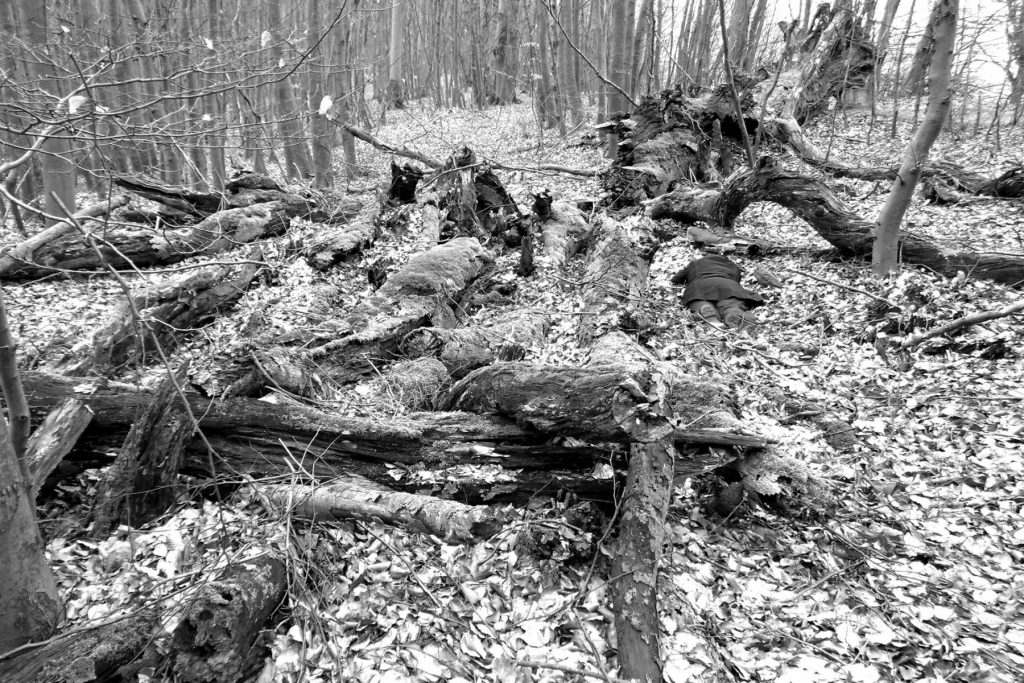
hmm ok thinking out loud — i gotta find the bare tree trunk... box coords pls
[308,0,333,189]
[15,0,76,224]
[387,0,407,108]
[490,0,519,104]
[557,0,583,124]
[268,1,313,180]
[606,0,632,153]
[873,0,958,276]
[1008,0,1024,124]
[534,0,558,128]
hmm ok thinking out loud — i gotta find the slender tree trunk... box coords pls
[556,0,583,125]
[490,0,519,104]
[16,0,76,224]
[873,0,958,276]
[1008,0,1024,124]
[535,0,558,128]
[387,0,407,108]
[606,0,632,153]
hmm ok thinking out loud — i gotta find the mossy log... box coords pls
[0,611,160,682]
[2,199,307,279]
[57,253,264,376]
[401,311,550,377]
[304,205,380,270]
[170,555,287,683]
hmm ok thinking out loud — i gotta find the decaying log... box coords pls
[58,252,264,376]
[536,198,592,269]
[112,171,304,216]
[612,441,674,682]
[21,371,764,503]
[27,398,93,497]
[401,311,550,377]
[257,476,507,542]
[0,611,160,682]
[0,196,129,277]
[388,160,426,204]
[171,555,287,683]
[3,199,306,279]
[648,157,1024,286]
[304,205,380,270]
[305,236,494,375]
[368,357,451,410]
[443,362,741,442]
[91,365,193,536]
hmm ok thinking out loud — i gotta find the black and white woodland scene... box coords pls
[2,0,1024,680]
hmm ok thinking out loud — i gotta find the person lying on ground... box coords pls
[671,254,764,329]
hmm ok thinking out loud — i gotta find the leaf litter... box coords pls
[2,97,1023,682]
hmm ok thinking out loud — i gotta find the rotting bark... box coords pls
[0,610,160,682]
[57,252,264,376]
[91,365,193,536]
[0,196,129,277]
[533,196,592,270]
[20,371,765,504]
[647,156,1024,286]
[27,398,93,498]
[2,199,306,279]
[303,205,380,271]
[401,311,550,378]
[257,477,508,542]
[171,555,286,683]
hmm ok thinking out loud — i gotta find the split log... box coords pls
[442,362,741,442]
[648,157,1024,286]
[612,441,674,682]
[57,252,264,376]
[2,199,306,279]
[257,477,507,542]
[303,205,380,270]
[21,371,766,503]
[0,196,129,277]
[111,171,300,216]
[27,398,93,497]
[400,311,550,377]
[170,555,287,683]
[91,365,193,536]
[0,611,160,682]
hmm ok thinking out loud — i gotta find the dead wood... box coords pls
[647,156,1024,286]
[401,311,550,377]
[257,476,507,541]
[57,252,264,376]
[27,398,93,497]
[303,205,380,270]
[0,611,160,682]
[170,555,287,683]
[0,196,129,277]
[900,298,1024,349]
[536,198,592,269]
[91,365,193,536]
[328,121,443,169]
[2,199,306,279]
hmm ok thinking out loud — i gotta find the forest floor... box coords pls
[5,96,1024,682]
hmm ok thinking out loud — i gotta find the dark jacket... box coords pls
[671,255,764,308]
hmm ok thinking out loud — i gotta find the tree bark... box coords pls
[257,477,508,542]
[27,398,93,498]
[57,254,264,376]
[91,365,193,536]
[386,0,407,108]
[873,0,958,276]
[170,555,287,682]
[0,610,159,681]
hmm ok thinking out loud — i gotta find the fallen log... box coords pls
[21,371,765,502]
[170,555,287,682]
[257,477,507,542]
[532,194,592,270]
[27,398,93,498]
[2,199,306,279]
[92,365,193,536]
[0,196,129,277]
[442,362,741,441]
[400,311,550,377]
[648,156,1024,286]
[303,205,380,270]
[57,252,264,376]
[0,611,160,682]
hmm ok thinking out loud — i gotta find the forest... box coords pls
[0,0,1023,681]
